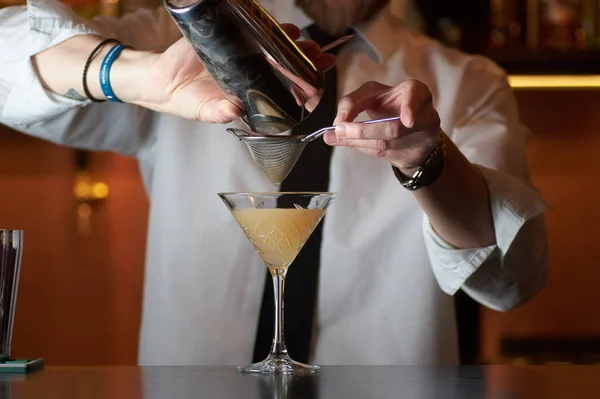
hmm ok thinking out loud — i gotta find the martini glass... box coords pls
[218,192,335,374]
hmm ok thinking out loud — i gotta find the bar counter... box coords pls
[3,365,600,398]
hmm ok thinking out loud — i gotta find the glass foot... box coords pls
[236,354,321,375]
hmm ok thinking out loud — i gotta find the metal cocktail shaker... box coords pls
[164,0,326,135]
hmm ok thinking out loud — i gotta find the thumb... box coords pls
[196,98,243,123]
[217,99,243,122]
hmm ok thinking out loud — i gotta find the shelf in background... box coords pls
[487,48,600,75]
[483,48,600,89]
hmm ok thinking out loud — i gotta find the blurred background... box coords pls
[0,0,599,366]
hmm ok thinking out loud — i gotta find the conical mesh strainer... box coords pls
[227,129,309,185]
[226,116,401,186]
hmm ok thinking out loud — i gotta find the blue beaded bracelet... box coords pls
[99,43,131,103]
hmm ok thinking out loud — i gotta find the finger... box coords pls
[197,98,242,123]
[340,144,397,159]
[323,133,392,154]
[297,40,336,72]
[216,99,243,123]
[323,131,337,146]
[304,93,321,113]
[290,85,306,107]
[324,133,404,160]
[313,53,336,72]
[356,147,398,159]
[335,137,391,153]
[280,23,301,40]
[297,40,321,62]
[334,81,390,125]
[412,99,440,131]
[398,81,431,128]
[335,118,405,141]
[338,132,440,167]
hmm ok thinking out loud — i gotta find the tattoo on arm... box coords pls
[63,89,88,101]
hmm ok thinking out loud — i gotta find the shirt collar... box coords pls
[350,4,405,64]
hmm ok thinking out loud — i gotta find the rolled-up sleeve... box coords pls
[424,56,550,311]
[0,0,180,158]
[0,0,98,128]
[424,166,549,311]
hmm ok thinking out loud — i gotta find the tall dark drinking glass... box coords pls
[0,230,23,360]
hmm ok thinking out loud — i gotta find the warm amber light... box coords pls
[74,181,92,199]
[91,183,109,199]
[508,75,600,89]
[73,177,109,201]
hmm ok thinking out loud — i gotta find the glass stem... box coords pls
[270,267,288,356]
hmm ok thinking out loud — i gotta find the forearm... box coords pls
[32,35,152,103]
[402,134,496,249]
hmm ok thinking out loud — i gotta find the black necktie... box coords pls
[252,25,348,363]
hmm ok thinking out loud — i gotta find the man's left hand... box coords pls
[323,80,441,174]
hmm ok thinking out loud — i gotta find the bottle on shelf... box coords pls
[491,0,600,52]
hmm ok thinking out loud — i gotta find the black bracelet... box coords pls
[82,38,121,102]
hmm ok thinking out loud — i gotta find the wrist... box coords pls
[389,130,441,176]
[390,129,446,191]
[108,48,156,103]
[390,161,418,177]
[86,45,156,103]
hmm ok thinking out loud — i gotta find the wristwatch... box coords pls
[391,129,446,191]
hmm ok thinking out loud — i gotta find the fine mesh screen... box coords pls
[241,136,307,186]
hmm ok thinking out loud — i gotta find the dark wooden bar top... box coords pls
[3,365,600,398]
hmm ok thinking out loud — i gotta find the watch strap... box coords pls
[392,129,446,191]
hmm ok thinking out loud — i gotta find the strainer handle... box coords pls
[301,126,336,143]
[226,128,253,141]
[300,116,401,143]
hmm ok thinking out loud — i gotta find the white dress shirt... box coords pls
[0,0,549,366]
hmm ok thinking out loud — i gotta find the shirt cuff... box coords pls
[2,0,99,127]
[424,165,550,295]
